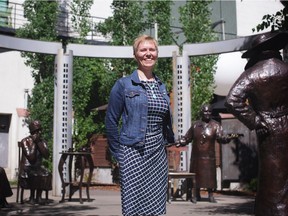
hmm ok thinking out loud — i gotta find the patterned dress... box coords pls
[119,80,169,216]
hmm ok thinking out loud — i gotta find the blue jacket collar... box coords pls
[130,69,162,85]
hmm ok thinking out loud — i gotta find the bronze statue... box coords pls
[0,167,13,208]
[19,120,52,204]
[225,31,288,216]
[177,104,238,203]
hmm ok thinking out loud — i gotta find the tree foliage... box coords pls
[16,0,59,169]
[96,0,144,84]
[253,2,288,32]
[70,0,93,38]
[16,0,106,169]
[72,57,104,148]
[179,1,218,120]
[252,2,288,63]
[144,1,174,91]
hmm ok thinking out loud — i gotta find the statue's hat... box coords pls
[242,31,288,58]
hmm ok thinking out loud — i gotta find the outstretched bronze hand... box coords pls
[217,133,244,144]
[167,136,188,148]
[227,133,244,139]
[166,137,188,148]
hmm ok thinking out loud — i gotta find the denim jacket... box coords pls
[105,69,175,161]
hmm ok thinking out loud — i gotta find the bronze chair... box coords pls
[166,146,196,203]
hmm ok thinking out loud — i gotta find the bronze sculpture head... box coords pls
[200,104,212,122]
[29,120,42,134]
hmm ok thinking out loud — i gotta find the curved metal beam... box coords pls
[67,44,180,58]
[67,43,179,58]
[0,33,256,57]
[0,34,62,55]
[183,35,254,56]
[67,43,132,58]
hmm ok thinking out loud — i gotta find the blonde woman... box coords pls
[105,35,175,215]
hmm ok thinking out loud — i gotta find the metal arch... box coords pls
[0,33,256,57]
[0,34,180,57]
[67,43,180,58]
[183,35,254,56]
[67,43,133,58]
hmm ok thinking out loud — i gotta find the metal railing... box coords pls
[0,2,27,29]
[0,1,110,42]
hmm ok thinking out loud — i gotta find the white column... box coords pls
[52,49,73,196]
[154,22,158,41]
[173,51,191,171]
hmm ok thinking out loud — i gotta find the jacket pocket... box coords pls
[124,90,141,109]
[125,90,140,98]
[123,90,144,139]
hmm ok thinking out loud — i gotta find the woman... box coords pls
[105,35,175,215]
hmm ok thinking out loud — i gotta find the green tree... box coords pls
[253,1,288,32]
[16,0,105,169]
[179,1,218,120]
[252,1,288,62]
[16,0,59,170]
[96,0,144,82]
[145,0,174,91]
[70,0,93,38]
[72,57,107,149]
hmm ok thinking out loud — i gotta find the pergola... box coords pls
[0,33,254,196]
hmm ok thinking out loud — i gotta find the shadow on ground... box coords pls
[0,198,99,216]
[214,201,254,215]
[183,201,255,215]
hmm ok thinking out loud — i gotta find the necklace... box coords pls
[137,69,154,81]
[145,81,157,99]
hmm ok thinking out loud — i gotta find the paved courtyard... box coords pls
[1,186,255,216]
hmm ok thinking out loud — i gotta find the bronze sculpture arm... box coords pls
[36,140,50,159]
[21,137,37,164]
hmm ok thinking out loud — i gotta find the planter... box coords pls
[89,134,111,168]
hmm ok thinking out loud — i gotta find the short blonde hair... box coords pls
[133,34,158,55]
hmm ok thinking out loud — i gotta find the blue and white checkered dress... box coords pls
[119,80,169,216]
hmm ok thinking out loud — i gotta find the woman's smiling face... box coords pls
[134,40,158,71]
